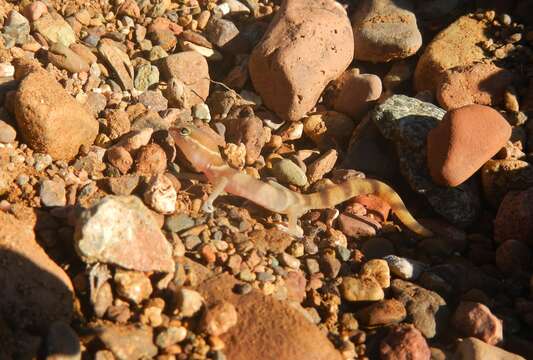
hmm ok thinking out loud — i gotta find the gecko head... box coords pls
[171,124,225,171]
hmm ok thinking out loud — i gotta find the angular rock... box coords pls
[452,301,503,345]
[0,120,17,143]
[249,0,353,122]
[325,68,382,118]
[355,299,407,327]
[351,0,422,62]
[200,301,238,336]
[225,108,268,165]
[98,40,134,90]
[14,70,99,160]
[47,42,90,73]
[198,273,343,360]
[303,111,355,150]
[481,159,533,208]
[427,104,511,187]
[0,212,73,331]
[74,195,174,272]
[33,12,76,47]
[341,276,384,302]
[415,16,489,92]
[494,187,533,245]
[436,62,515,110]
[159,51,209,106]
[371,95,480,227]
[39,179,66,207]
[96,323,158,360]
[455,337,525,360]
[380,324,431,360]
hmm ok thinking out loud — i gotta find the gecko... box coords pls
[169,124,433,238]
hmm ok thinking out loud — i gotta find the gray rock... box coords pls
[2,11,30,46]
[33,12,76,47]
[74,195,174,272]
[371,95,481,227]
[134,64,159,92]
[390,279,447,338]
[164,213,195,233]
[40,179,67,207]
[206,18,240,48]
[96,323,158,360]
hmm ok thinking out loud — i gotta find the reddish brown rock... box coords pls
[0,211,73,331]
[380,324,431,360]
[326,68,382,118]
[106,146,133,174]
[436,63,515,110]
[134,143,167,176]
[495,239,531,274]
[159,51,209,106]
[351,194,391,222]
[494,187,533,245]
[355,299,407,327]
[338,212,381,238]
[14,71,99,160]
[198,273,343,360]
[249,0,353,122]
[452,301,503,345]
[427,105,511,187]
[225,108,268,165]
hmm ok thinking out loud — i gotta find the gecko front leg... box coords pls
[202,177,229,213]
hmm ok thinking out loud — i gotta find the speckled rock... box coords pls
[414,15,489,92]
[427,104,511,187]
[481,159,533,208]
[14,70,99,161]
[0,212,73,331]
[494,187,533,245]
[74,196,174,272]
[249,0,353,122]
[351,0,422,62]
[380,324,431,360]
[436,62,515,110]
[452,301,503,345]
[371,95,480,227]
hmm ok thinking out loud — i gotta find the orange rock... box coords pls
[351,194,391,222]
[427,104,511,187]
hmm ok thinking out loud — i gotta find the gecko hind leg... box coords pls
[202,177,229,213]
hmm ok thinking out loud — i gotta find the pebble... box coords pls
[134,64,159,92]
[40,179,66,207]
[114,269,153,304]
[414,15,489,92]
[33,12,76,47]
[496,239,531,274]
[351,0,422,62]
[177,288,204,317]
[47,42,90,73]
[14,70,99,160]
[427,104,511,187]
[280,252,301,269]
[225,110,267,165]
[192,103,211,121]
[303,111,355,150]
[351,194,391,222]
[0,120,17,143]
[137,90,168,113]
[326,68,382,117]
[155,327,187,348]
[160,51,210,106]
[338,213,380,238]
[200,301,238,336]
[360,259,390,288]
[96,324,158,360]
[380,324,431,360]
[436,62,515,110]
[452,301,503,345]
[135,143,167,176]
[46,321,81,360]
[3,11,30,46]
[494,187,533,245]
[205,18,240,49]
[355,299,407,327]
[341,276,384,302]
[481,159,533,208]
[0,212,73,330]
[248,0,353,121]
[164,213,195,233]
[455,337,525,360]
[98,40,134,90]
[74,196,174,272]
[306,149,337,184]
[384,255,426,280]
[271,158,307,187]
[23,1,48,21]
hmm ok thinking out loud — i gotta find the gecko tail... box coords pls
[303,178,433,237]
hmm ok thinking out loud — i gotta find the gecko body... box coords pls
[170,124,433,237]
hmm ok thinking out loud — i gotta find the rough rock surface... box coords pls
[351,0,422,62]
[414,16,489,92]
[371,95,480,227]
[249,0,354,122]
[0,211,73,331]
[455,337,525,360]
[427,104,511,187]
[74,196,174,272]
[494,187,533,245]
[452,301,503,345]
[14,70,99,160]
[481,159,533,208]
[380,324,431,360]
[197,273,343,360]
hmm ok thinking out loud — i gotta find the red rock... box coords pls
[338,212,381,238]
[326,68,382,118]
[436,63,515,110]
[249,0,353,122]
[134,143,167,176]
[427,104,511,187]
[380,324,431,360]
[452,301,503,345]
[285,270,307,303]
[351,194,391,222]
[494,188,533,245]
[495,239,531,274]
[106,146,133,174]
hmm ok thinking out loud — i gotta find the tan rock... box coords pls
[481,159,533,208]
[14,71,99,160]
[436,62,515,110]
[452,301,503,345]
[47,42,90,73]
[414,16,489,93]
[455,338,525,360]
[249,0,353,122]
[380,324,431,360]
[198,273,343,360]
[427,104,511,187]
[0,211,73,331]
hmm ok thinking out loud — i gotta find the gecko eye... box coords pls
[179,127,191,136]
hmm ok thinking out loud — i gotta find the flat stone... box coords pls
[249,0,353,122]
[33,12,76,47]
[271,158,307,187]
[96,323,157,360]
[0,120,17,143]
[40,179,66,207]
[14,70,99,160]
[414,15,489,93]
[74,195,174,272]
[341,276,384,302]
[371,95,480,227]
[98,40,134,90]
[455,337,525,360]
[47,42,90,73]
[0,211,73,331]
[355,299,407,327]
[351,0,422,62]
